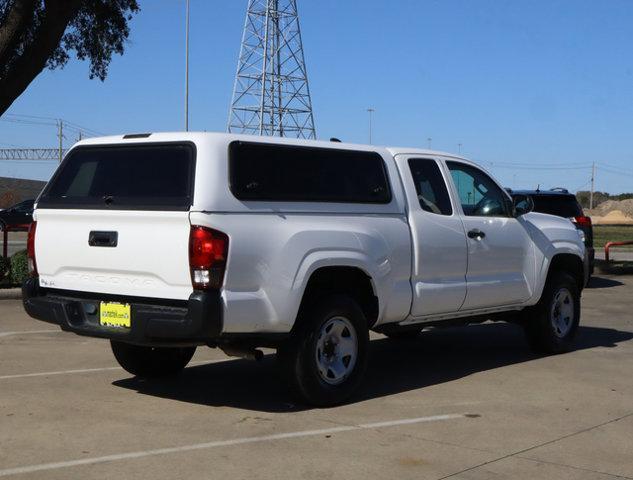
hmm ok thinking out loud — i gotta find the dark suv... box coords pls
[510,188,594,276]
[0,199,35,229]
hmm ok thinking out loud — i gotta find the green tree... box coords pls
[0,0,139,115]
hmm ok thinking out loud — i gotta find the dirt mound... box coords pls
[590,199,633,218]
[592,210,633,225]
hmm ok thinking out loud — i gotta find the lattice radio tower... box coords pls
[228,0,317,139]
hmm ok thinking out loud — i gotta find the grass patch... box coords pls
[593,225,633,250]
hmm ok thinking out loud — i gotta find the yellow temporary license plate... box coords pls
[99,302,131,329]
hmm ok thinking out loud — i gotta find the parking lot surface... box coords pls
[1,276,632,479]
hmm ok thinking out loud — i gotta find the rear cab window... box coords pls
[229,141,392,204]
[37,143,196,211]
[531,195,583,218]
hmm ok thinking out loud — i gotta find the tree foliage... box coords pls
[0,0,139,115]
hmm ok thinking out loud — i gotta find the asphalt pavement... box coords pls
[0,275,632,479]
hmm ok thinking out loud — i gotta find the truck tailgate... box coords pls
[35,209,193,300]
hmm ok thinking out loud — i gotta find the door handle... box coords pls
[468,229,486,240]
[88,231,118,247]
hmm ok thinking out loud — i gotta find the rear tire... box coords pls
[277,295,369,407]
[523,272,580,354]
[111,341,196,378]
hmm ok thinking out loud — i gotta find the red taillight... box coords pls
[189,226,228,290]
[573,216,592,227]
[27,221,37,276]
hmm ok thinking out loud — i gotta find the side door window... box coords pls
[446,161,512,218]
[407,158,452,215]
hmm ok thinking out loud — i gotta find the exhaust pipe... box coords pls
[220,345,264,362]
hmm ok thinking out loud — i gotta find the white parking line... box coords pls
[0,366,121,380]
[0,359,227,380]
[0,413,467,477]
[0,329,59,338]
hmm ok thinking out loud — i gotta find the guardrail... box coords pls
[604,241,633,262]
[2,224,30,258]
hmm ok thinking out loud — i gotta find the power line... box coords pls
[491,162,592,169]
[598,166,633,178]
[0,117,56,127]
[61,121,104,137]
[491,165,592,171]
[573,179,592,191]
[2,113,105,136]
[597,162,633,177]
[3,113,57,121]
[492,161,590,166]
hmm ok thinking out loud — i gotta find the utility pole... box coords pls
[184,0,190,132]
[427,137,432,149]
[458,143,462,154]
[367,108,375,144]
[589,162,596,209]
[57,120,63,163]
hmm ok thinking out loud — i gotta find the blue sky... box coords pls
[1,0,633,193]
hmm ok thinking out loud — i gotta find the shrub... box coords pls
[10,250,29,285]
[0,255,10,281]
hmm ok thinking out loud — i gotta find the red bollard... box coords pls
[605,241,633,262]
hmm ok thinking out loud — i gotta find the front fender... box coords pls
[521,212,585,303]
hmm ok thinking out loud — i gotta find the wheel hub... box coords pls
[322,337,337,358]
[550,287,574,338]
[315,317,358,385]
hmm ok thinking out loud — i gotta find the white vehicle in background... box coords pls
[23,132,585,406]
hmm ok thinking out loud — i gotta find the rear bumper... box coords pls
[21,278,223,347]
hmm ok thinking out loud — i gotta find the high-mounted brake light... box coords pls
[189,226,229,290]
[27,221,37,276]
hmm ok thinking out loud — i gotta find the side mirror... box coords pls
[512,194,534,217]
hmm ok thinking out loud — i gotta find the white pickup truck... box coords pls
[23,133,586,406]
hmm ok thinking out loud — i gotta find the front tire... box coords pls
[278,295,369,407]
[111,341,196,378]
[523,272,580,354]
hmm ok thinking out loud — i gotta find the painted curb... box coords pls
[0,288,22,300]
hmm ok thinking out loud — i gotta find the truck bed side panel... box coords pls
[190,212,412,334]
